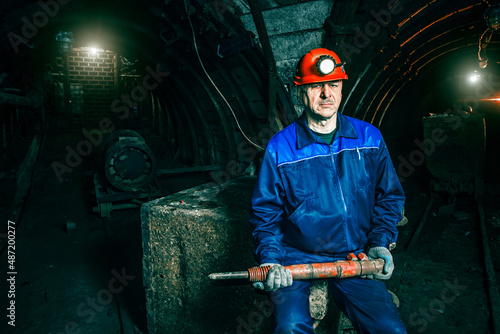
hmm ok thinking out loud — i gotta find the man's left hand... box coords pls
[367,246,394,280]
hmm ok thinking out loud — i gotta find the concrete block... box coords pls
[141,176,272,333]
[309,280,329,321]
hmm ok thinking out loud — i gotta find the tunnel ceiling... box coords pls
[323,0,498,128]
[1,0,498,155]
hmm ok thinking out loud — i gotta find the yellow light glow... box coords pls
[87,46,104,54]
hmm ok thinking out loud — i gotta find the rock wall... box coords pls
[239,0,333,85]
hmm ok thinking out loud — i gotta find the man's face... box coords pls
[300,80,343,121]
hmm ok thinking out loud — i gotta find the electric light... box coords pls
[469,71,481,83]
[317,57,335,75]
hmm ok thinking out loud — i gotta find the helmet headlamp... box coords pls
[317,55,343,75]
[317,56,335,75]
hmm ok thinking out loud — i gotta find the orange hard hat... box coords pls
[293,48,348,85]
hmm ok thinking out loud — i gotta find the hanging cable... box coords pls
[478,28,492,68]
[183,0,265,151]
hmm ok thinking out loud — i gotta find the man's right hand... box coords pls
[252,263,293,292]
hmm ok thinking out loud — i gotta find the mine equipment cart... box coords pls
[421,111,486,198]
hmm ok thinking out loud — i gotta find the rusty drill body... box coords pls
[208,257,384,282]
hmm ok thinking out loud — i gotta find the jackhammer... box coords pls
[208,253,384,282]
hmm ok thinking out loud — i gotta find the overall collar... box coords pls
[296,112,358,149]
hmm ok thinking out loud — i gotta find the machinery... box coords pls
[101,129,157,192]
[93,129,163,217]
[209,256,384,283]
[422,111,486,198]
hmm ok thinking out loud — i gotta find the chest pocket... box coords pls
[337,147,378,189]
[278,158,321,206]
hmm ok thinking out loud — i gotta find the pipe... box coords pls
[0,91,41,107]
[248,0,280,130]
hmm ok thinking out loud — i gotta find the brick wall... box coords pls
[67,47,117,120]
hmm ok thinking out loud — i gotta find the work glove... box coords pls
[252,263,293,292]
[367,246,394,280]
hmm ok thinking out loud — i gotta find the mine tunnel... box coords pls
[1,0,500,333]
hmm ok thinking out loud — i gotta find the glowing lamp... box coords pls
[317,56,336,75]
[470,71,481,83]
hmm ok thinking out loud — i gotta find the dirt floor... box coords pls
[1,123,499,333]
[0,122,209,334]
[389,192,493,334]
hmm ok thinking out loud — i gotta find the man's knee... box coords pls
[272,300,314,333]
[271,294,314,333]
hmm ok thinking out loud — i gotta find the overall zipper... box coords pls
[330,147,351,248]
